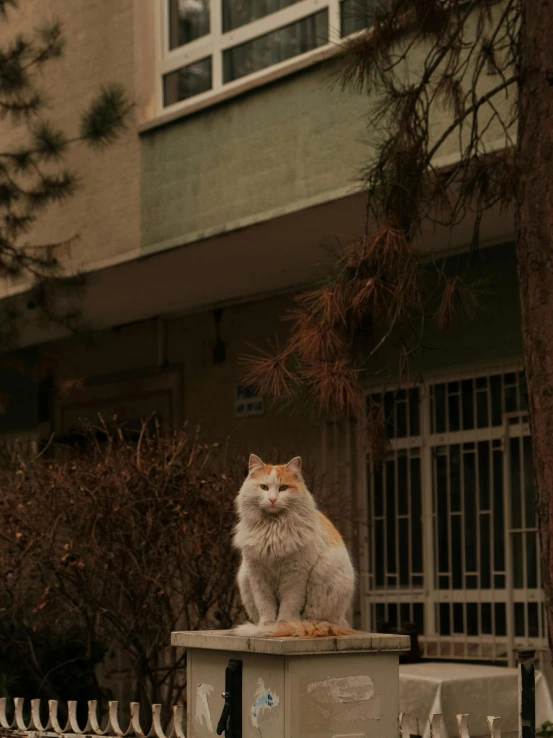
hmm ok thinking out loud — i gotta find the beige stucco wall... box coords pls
[48,241,521,445]
[42,240,521,426]
[0,241,521,437]
[0,0,140,281]
[51,294,323,460]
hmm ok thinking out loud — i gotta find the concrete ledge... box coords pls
[171,629,411,655]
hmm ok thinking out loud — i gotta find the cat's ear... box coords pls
[249,454,265,473]
[285,456,302,475]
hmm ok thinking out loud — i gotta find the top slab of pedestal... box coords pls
[171,629,410,655]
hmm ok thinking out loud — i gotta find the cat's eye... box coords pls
[260,484,269,490]
[279,485,288,491]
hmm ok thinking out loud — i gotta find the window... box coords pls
[363,368,547,665]
[154,0,377,118]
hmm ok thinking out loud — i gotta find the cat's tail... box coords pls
[232,620,356,638]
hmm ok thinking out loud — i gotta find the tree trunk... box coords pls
[516,0,553,654]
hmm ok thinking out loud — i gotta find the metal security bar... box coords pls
[363,366,548,666]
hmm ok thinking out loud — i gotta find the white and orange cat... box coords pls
[233,454,356,638]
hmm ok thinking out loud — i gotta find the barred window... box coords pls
[364,368,545,665]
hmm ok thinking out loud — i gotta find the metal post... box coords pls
[518,649,536,738]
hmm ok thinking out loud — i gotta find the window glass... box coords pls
[168,0,210,49]
[223,10,328,83]
[163,57,212,105]
[223,0,305,33]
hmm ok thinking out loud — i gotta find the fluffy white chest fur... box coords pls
[232,454,356,638]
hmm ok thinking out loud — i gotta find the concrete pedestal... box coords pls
[171,629,410,738]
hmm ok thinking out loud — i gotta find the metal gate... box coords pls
[361,365,548,666]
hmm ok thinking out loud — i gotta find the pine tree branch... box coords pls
[425,74,516,165]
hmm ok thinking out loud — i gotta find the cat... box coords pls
[232,453,356,638]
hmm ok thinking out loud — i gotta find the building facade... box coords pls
[0,0,543,670]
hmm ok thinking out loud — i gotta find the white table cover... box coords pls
[399,662,553,738]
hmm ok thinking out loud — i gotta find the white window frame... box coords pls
[139,0,354,130]
[359,361,548,667]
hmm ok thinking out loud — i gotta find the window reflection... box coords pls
[223,0,305,32]
[223,10,328,83]
[163,57,212,105]
[168,0,210,49]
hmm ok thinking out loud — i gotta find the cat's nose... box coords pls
[268,497,278,505]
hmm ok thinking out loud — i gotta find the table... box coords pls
[399,662,553,738]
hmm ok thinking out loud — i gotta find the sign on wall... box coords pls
[235,384,264,418]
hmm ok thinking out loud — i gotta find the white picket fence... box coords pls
[0,698,185,738]
[400,712,503,738]
[0,697,507,738]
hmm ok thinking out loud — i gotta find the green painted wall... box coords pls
[140,61,369,250]
[0,244,520,446]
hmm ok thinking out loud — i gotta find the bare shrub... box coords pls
[0,418,244,717]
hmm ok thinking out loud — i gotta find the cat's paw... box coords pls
[260,619,276,627]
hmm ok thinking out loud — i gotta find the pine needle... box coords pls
[435,274,478,332]
[294,285,348,328]
[301,359,363,416]
[287,308,348,363]
[80,84,131,148]
[239,346,297,399]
